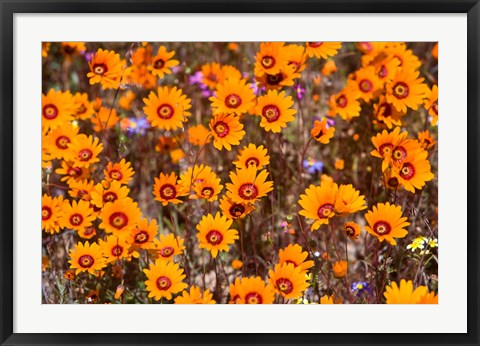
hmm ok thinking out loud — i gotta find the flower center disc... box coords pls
[308,42,323,48]
[261,56,276,69]
[153,59,165,69]
[267,73,283,85]
[79,255,94,268]
[156,276,172,290]
[56,136,70,149]
[317,203,334,219]
[276,278,293,294]
[70,213,84,226]
[109,170,123,181]
[400,163,415,180]
[245,157,260,167]
[109,212,128,229]
[337,95,348,108]
[238,183,259,200]
[393,82,409,99]
[392,146,407,162]
[111,245,123,257]
[93,64,107,75]
[134,231,149,244]
[42,206,52,220]
[206,230,223,245]
[157,104,174,120]
[159,184,176,200]
[43,104,59,120]
[379,143,393,156]
[245,292,263,304]
[359,79,373,92]
[213,121,229,138]
[103,191,118,203]
[229,204,246,218]
[159,246,174,257]
[345,226,355,236]
[201,187,214,198]
[262,105,281,123]
[78,149,93,161]
[373,221,391,235]
[225,94,242,109]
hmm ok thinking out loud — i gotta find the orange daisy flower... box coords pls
[148,45,179,78]
[209,113,246,151]
[196,212,239,258]
[104,159,134,185]
[364,202,410,245]
[305,42,342,59]
[225,166,274,204]
[255,89,297,133]
[209,78,255,116]
[310,118,335,144]
[386,68,429,113]
[153,172,186,206]
[99,198,142,237]
[87,48,124,90]
[42,89,75,132]
[67,134,103,168]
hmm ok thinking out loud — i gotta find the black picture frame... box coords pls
[1,1,479,345]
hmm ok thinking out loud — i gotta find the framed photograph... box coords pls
[1,1,479,345]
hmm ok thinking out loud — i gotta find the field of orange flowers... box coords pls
[41,41,438,304]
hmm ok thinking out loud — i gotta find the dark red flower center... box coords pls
[267,73,283,85]
[225,94,242,109]
[337,95,348,108]
[229,203,246,218]
[400,163,416,180]
[109,170,123,181]
[159,184,176,200]
[156,276,172,290]
[238,183,259,200]
[70,213,84,226]
[43,104,59,120]
[134,231,149,244]
[157,104,174,120]
[213,121,229,138]
[206,230,223,245]
[79,255,94,268]
[103,191,118,203]
[359,79,373,92]
[78,149,93,161]
[373,221,391,235]
[262,105,281,123]
[317,203,334,219]
[111,245,123,257]
[379,143,393,156]
[68,167,82,177]
[153,59,165,69]
[93,64,107,75]
[308,42,323,48]
[261,56,276,69]
[109,212,128,229]
[245,292,263,304]
[42,206,52,220]
[378,103,392,117]
[159,246,174,257]
[276,278,293,294]
[392,146,407,162]
[55,136,70,149]
[393,82,409,99]
[201,187,214,198]
[345,226,356,236]
[246,157,260,167]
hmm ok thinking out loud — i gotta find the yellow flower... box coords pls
[127,218,158,250]
[348,66,381,102]
[209,113,245,151]
[99,198,142,237]
[268,263,309,299]
[373,96,405,129]
[99,235,132,263]
[188,124,212,146]
[298,182,338,230]
[334,159,345,170]
[332,260,348,278]
[225,166,274,204]
[90,107,119,132]
[43,121,79,160]
[196,212,239,258]
[42,194,65,234]
[231,259,243,269]
[392,148,434,193]
[209,78,255,116]
[306,42,342,59]
[55,161,90,183]
[255,89,297,133]
[311,118,335,144]
[219,195,255,220]
[148,45,179,78]
[68,241,107,275]
[151,233,185,261]
[60,199,96,231]
[234,276,275,304]
[320,295,335,304]
[386,68,429,113]
[334,184,367,214]
[384,279,437,304]
[104,159,134,185]
[143,86,191,130]
[143,260,187,301]
[174,286,216,304]
[424,85,438,126]
[66,134,103,168]
[153,172,187,206]
[364,202,410,246]
[343,221,361,240]
[90,180,130,208]
[87,48,125,90]
[278,244,314,273]
[327,86,361,120]
[42,89,76,132]
[191,169,223,202]
[254,42,288,77]
[233,143,270,170]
